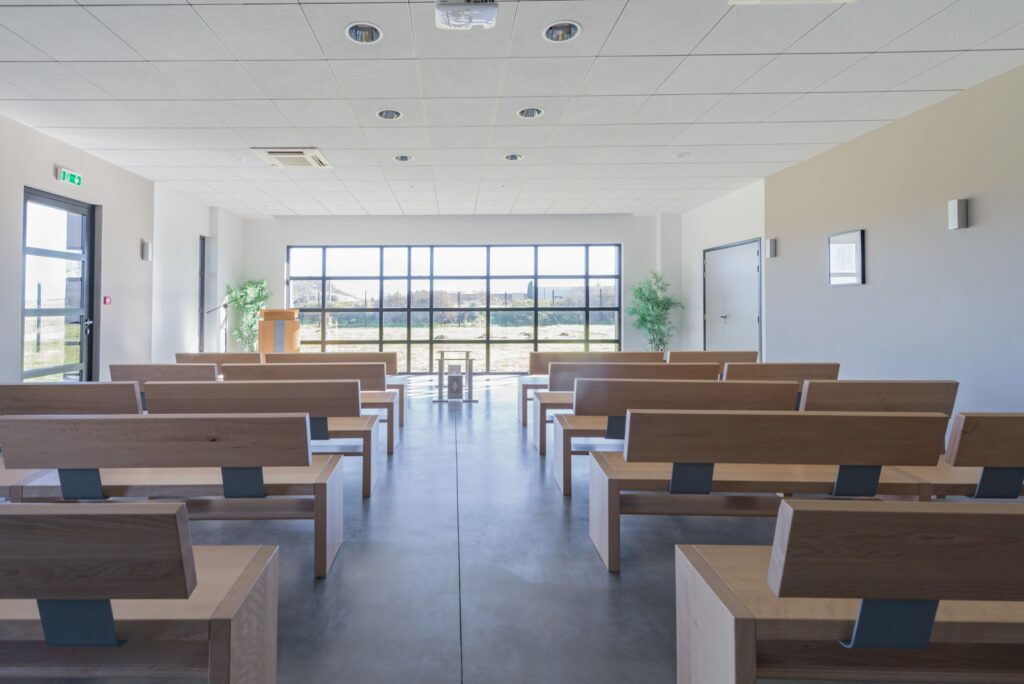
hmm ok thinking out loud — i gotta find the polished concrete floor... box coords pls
[56,376,778,683]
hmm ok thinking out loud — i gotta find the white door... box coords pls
[704,240,761,352]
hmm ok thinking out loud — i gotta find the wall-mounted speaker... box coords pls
[140,239,152,262]
[948,199,969,230]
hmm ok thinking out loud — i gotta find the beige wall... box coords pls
[765,66,1024,412]
[240,213,660,350]
[0,114,153,381]
[679,180,765,352]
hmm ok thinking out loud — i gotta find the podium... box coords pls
[258,309,301,353]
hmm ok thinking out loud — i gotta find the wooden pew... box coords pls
[667,350,758,364]
[222,363,397,454]
[799,379,959,414]
[0,382,143,502]
[175,352,262,373]
[109,364,218,409]
[518,351,665,426]
[0,414,343,579]
[0,381,142,415]
[265,352,406,425]
[0,502,278,682]
[533,362,721,456]
[552,379,800,496]
[676,499,1024,684]
[591,410,947,571]
[723,362,840,382]
[898,413,1024,500]
[146,380,381,498]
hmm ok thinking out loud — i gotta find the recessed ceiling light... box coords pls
[346,22,382,44]
[377,109,402,120]
[517,107,544,119]
[544,21,580,43]
[394,154,413,162]
[504,154,523,161]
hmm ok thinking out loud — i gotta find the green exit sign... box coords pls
[56,166,82,186]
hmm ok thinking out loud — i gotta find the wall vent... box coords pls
[252,148,331,169]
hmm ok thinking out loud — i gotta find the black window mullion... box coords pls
[320,248,327,352]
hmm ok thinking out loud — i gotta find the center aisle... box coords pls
[182,375,775,684]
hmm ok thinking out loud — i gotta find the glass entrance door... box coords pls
[21,189,95,382]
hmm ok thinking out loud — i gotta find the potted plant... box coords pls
[225,280,269,352]
[626,271,683,352]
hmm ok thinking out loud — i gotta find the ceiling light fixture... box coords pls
[346,22,382,44]
[394,154,413,162]
[377,109,402,120]
[544,21,580,43]
[504,154,523,161]
[517,107,544,119]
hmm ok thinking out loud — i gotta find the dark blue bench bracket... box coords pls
[669,463,714,495]
[221,467,266,498]
[309,416,329,441]
[38,599,119,647]
[842,598,938,649]
[975,467,1024,499]
[57,468,104,500]
[833,465,881,497]
[605,415,626,440]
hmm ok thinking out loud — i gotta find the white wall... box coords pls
[678,181,765,352]
[240,213,660,350]
[765,66,1024,412]
[654,214,685,349]
[0,114,153,381]
[151,187,245,361]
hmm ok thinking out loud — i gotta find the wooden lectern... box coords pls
[258,309,301,353]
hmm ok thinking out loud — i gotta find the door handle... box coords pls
[83,319,94,336]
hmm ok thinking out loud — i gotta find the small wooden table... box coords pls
[517,375,548,427]
[531,390,573,456]
[360,390,399,455]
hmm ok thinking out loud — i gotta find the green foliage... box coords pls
[225,280,269,352]
[625,271,683,351]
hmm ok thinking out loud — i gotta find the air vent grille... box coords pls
[252,148,331,169]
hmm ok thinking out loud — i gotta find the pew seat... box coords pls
[675,500,1024,683]
[0,503,278,683]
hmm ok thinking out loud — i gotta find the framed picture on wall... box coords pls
[828,229,865,286]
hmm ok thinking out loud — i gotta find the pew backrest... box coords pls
[723,362,839,382]
[623,410,947,466]
[800,380,959,415]
[0,414,311,469]
[175,352,261,372]
[946,413,1024,468]
[768,499,1024,601]
[265,351,398,375]
[528,351,664,376]
[666,350,758,364]
[221,362,386,390]
[0,382,141,415]
[110,363,218,385]
[548,362,720,391]
[0,502,196,600]
[146,380,361,418]
[573,379,800,416]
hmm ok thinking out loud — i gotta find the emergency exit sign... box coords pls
[56,166,82,186]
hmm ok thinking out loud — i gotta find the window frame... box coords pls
[286,243,622,374]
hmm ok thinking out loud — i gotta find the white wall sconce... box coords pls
[766,238,778,258]
[140,239,152,262]
[948,199,969,230]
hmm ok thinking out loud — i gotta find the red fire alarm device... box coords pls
[103,296,111,305]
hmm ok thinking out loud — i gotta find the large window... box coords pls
[287,244,621,373]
